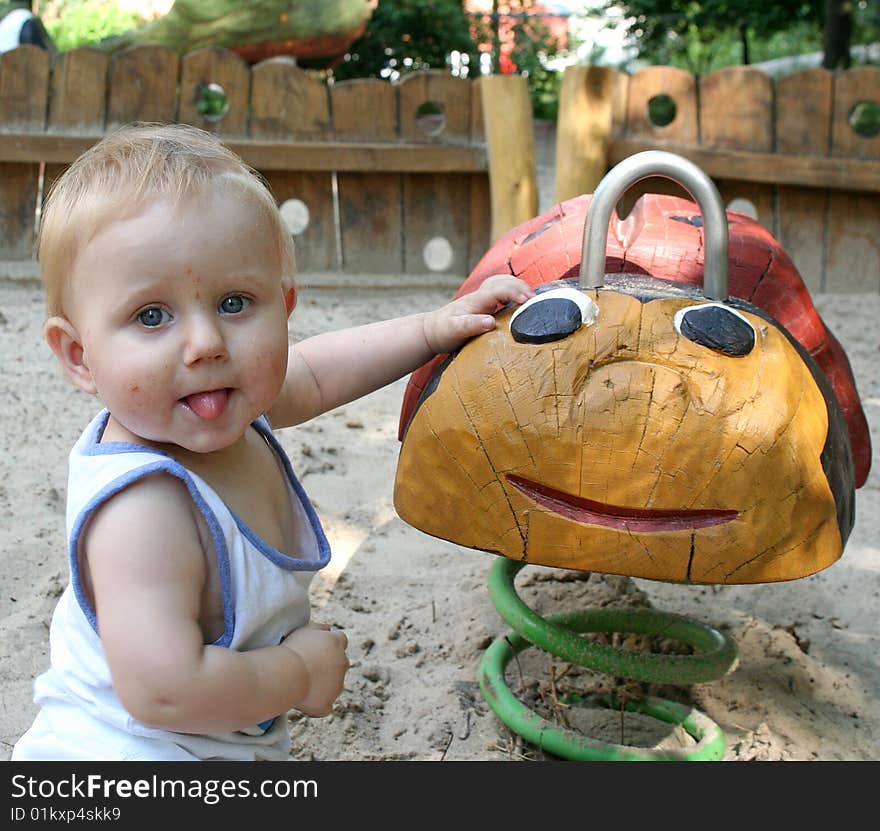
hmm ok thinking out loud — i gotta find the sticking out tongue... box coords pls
[183,389,229,420]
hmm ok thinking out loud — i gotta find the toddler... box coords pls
[12,122,532,761]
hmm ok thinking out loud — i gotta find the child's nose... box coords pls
[183,315,228,365]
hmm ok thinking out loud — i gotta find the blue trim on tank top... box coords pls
[83,411,331,572]
[68,456,236,647]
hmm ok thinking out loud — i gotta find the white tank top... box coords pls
[22,409,331,760]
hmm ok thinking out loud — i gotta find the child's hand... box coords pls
[281,623,349,717]
[422,274,534,354]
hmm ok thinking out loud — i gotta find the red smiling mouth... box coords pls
[506,475,738,532]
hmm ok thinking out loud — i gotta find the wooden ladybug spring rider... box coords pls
[395,151,868,586]
[392,151,871,760]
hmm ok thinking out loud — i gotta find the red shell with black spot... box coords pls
[399,193,871,488]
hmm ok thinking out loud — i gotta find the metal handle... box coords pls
[579,151,729,301]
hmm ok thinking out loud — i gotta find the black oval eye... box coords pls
[511,297,583,344]
[678,305,755,356]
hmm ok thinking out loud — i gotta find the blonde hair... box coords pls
[39,122,296,316]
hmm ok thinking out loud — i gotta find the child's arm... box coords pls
[267,274,533,429]
[85,473,348,733]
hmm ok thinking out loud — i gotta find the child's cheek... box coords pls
[256,342,289,389]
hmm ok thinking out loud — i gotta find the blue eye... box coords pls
[137,307,169,327]
[219,295,249,314]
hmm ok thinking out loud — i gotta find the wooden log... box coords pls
[775,68,833,292]
[0,45,48,260]
[826,66,880,292]
[467,78,491,272]
[178,46,250,136]
[478,73,537,241]
[332,78,403,273]
[250,57,335,271]
[399,70,473,276]
[554,65,624,203]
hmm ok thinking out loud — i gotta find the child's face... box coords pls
[62,184,292,453]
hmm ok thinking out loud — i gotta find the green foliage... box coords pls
[528,64,561,120]
[331,0,482,81]
[853,0,880,62]
[849,100,880,138]
[334,0,565,120]
[608,0,824,73]
[501,1,566,119]
[35,0,144,51]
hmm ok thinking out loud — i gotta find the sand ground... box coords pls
[2,129,878,761]
[0,271,877,762]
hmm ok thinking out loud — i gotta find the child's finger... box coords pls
[458,314,497,339]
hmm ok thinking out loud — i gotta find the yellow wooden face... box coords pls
[394,288,845,584]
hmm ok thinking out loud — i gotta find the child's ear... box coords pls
[284,285,297,317]
[44,316,97,395]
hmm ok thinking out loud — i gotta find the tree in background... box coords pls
[608,0,824,74]
[331,0,483,81]
[472,2,568,119]
[33,0,145,50]
[609,0,878,73]
[823,0,852,68]
[333,1,567,119]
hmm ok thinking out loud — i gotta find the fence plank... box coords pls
[775,69,833,292]
[777,68,833,289]
[700,66,775,234]
[830,65,880,159]
[619,65,698,213]
[332,78,402,273]
[43,48,111,238]
[0,46,49,259]
[250,57,332,139]
[468,77,491,271]
[106,45,179,127]
[826,67,880,292]
[400,70,473,275]
[251,58,335,272]
[178,47,250,136]
[625,65,697,142]
[47,48,109,132]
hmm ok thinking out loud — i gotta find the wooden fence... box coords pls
[555,64,880,293]
[3,46,877,293]
[0,44,537,279]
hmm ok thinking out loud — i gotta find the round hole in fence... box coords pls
[415,101,446,137]
[647,94,676,128]
[423,236,454,272]
[196,82,230,122]
[848,100,880,138]
[726,198,758,219]
[280,198,310,236]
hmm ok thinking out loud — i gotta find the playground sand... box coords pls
[1,278,877,762]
